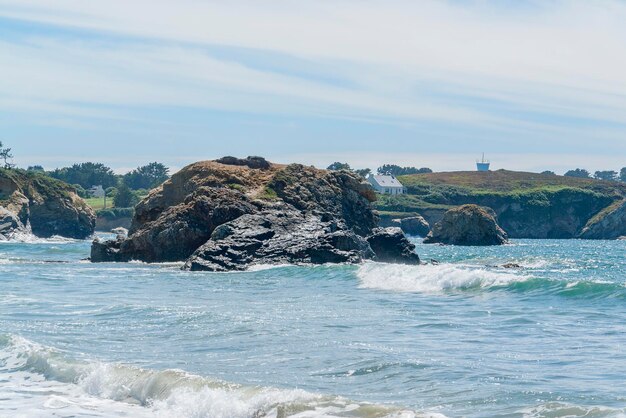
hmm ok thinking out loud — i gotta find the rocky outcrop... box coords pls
[424,204,508,246]
[215,156,271,170]
[399,215,430,236]
[0,169,95,239]
[578,200,626,240]
[184,206,373,271]
[91,157,420,270]
[366,227,421,264]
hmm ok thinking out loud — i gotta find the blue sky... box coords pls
[1,0,625,174]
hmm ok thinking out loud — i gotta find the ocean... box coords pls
[1,235,625,417]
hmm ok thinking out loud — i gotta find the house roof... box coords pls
[369,175,404,188]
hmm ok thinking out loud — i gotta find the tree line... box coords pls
[562,168,626,182]
[27,162,170,208]
[326,162,432,177]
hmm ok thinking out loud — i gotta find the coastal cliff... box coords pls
[376,170,626,239]
[91,157,419,269]
[0,169,96,239]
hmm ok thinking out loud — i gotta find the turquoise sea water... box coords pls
[1,235,625,417]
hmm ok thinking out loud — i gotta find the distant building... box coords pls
[88,185,105,198]
[367,174,406,195]
[476,153,490,171]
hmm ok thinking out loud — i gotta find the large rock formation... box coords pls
[0,169,95,239]
[91,158,420,270]
[423,204,508,246]
[579,199,626,240]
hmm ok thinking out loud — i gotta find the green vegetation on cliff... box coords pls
[0,168,95,238]
[375,170,626,239]
[0,168,76,202]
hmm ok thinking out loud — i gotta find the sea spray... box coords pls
[356,262,529,294]
[0,335,433,418]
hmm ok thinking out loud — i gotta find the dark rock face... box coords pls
[0,169,95,239]
[215,156,271,170]
[366,227,421,264]
[112,188,257,262]
[424,204,508,246]
[184,206,374,271]
[91,235,129,262]
[268,165,377,236]
[399,216,430,237]
[578,199,626,240]
[92,158,419,270]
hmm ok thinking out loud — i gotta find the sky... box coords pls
[1,0,625,174]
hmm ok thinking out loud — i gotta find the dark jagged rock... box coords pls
[91,235,129,262]
[399,215,430,236]
[424,204,508,246]
[366,227,421,264]
[268,164,377,236]
[0,169,95,239]
[215,156,271,170]
[115,188,258,262]
[184,206,374,271]
[92,158,420,270]
[501,263,522,269]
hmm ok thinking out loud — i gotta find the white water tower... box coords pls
[476,153,490,171]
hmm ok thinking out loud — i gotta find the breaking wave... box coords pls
[356,262,626,298]
[356,262,528,294]
[0,334,441,418]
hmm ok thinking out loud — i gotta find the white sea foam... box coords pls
[519,402,626,417]
[0,335,441,418]
[356,262,530,294]
[0,230,80,244]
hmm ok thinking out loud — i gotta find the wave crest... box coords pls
[356,262,528,294]
[0,335,438,418]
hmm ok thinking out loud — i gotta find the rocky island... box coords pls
[423,204,508,246]
[91,157,420,270]
[0,168,95,239]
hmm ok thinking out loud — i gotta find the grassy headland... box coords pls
[375,170,626,238]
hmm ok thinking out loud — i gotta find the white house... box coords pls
[88,185,105,198]
[367,174,406,195]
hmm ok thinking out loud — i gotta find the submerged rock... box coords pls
[424,204,508,246]
[501,263,522,269]
[91,157,420,270]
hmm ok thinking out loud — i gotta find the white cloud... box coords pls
[1,0,626,147]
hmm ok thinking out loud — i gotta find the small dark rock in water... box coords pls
[366,227,420,265]
[430,259,440,265]
[91,235,130,262]
[501,263,521,269]
[424,204,508,246]
[399,215,430,237]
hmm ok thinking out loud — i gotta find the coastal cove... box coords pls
[1,236,626,417]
